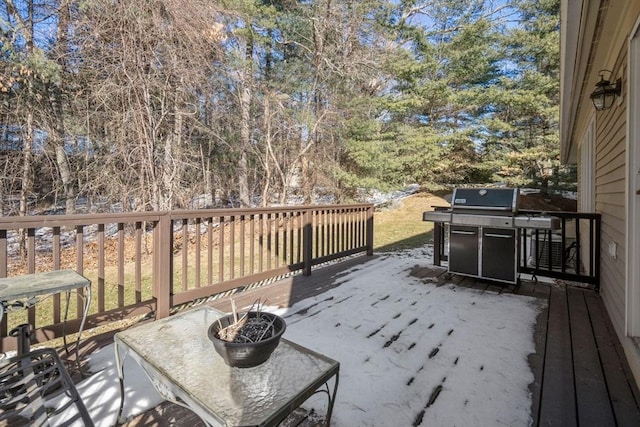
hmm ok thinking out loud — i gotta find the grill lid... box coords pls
[451,188,519,212]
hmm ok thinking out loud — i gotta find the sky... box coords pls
[49,245,544,426]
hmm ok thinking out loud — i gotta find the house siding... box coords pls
[565,0,640,387]
[594,46,627,340]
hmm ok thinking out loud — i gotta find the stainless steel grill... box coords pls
[422,187,560,284]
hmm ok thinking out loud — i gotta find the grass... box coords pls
[373,192,448,252]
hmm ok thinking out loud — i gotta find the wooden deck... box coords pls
[410,264,640,427]
[85,255,640,426]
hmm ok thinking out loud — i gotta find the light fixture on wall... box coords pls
[590,70,621,111]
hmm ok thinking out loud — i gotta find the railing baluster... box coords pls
[0,230,5,279]
[314,210,319,259]
[595,215,601,290]
[195,218,201,288]
[575,218,581,276]
[135,222,143,301]
[267,214,272,271]
[53,227,62,322]
[283,212,288,266]
[207,217,213,285]
[559,218,566,273]
[297,212,302,264]
[303,209,312,276]
[249,214,255,275]
[0,229,5,338]
[332,208,336,253]
[259,213,264,273]
[230,216,236,280]
[289,212,294,265]
[341,208,346,252]
[98,224,105,312]
[117,223,124,308]
[76,225,85,319]
[589,219,596,280]
[0,204,373,350]
[319,209,325,257]
[239,215,245,277]
[27,228,36,325]
[274,213,280,269]
[182,219,188,291]
[218,216,225,283]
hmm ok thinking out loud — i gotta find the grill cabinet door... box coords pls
[449,225,479,277]
[481,228,516,283]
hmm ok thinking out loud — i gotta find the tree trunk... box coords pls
[160,110,182,210]
[260,96,272,207]
[20,108,33,218]
[237,34,254,208]
[238,84,252,207]
[53,0,76,214]
[55,143,75,213]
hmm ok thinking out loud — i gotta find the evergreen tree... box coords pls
[482,0,574,192]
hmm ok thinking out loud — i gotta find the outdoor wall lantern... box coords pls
[590,70,621,111]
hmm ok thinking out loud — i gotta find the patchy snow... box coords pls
[360,184,421,207]
[54,245,544,426]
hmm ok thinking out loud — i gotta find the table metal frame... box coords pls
[0,269,92,365]
[114,306,339,427]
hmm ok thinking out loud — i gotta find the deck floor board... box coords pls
[538,284,577,426]
[88,257,640,426]
[529,283,550,427]
[584,290,640,427]
[567,286,616,427]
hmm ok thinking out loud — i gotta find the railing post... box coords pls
[75,226,85,320]
[303,209,313,276]
[366,205,374,256]
[154,213,172,319]
[594,214,601,291]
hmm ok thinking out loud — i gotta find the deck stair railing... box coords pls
[0,204,374,351]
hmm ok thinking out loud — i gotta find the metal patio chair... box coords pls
[0,348,93,426]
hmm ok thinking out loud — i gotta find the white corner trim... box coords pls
[626,20,640,337]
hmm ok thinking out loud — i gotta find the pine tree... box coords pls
[481,0,574,192]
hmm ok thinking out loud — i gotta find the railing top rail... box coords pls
[0,212,165,230]
[0,203,375,230]
[518,210,601,220]
[167,203,373,220]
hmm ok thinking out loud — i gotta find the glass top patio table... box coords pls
[114,305,339,426]
[0,269,91,363]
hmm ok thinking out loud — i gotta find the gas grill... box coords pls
[422,187,560,284]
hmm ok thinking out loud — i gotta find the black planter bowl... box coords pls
[208,311,286,368]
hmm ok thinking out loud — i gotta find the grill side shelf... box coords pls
[513,215,561,230]
[422,211,452,222]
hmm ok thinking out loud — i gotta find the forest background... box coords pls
[0,0,572,215]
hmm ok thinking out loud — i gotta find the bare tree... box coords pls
[49,0,76,213]
[74,0,224,211]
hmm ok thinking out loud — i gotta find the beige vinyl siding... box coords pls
[594,47,628,338]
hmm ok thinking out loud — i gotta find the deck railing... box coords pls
[516,211,601,289]
[432,210,601,289]
[0,204,374,351]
